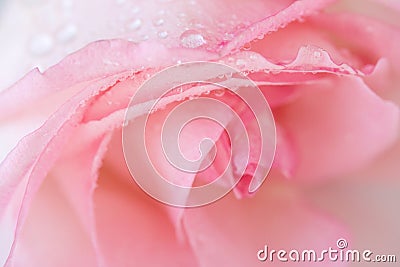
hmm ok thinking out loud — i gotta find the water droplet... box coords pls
[153,18,165,27]
[257,34,265,40]
[127,18,142,31]
[29,34,54,55]
[180,30,206,48]
[176,60,182,65]
[249,54,257,60]
[236,59,246,68]
[242,42,252,51]
[158,31,169,39]
[224,72,233,78]
[56,23,77,43]
[213,89,225,97]
[313,51,322,59]
[271,70,280,75]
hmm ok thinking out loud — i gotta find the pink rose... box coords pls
[1,0,399,266]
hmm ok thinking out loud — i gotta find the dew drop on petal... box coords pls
[56,23,77,43]
[158,31,169,39]
[180,30,206,48]
[127,18,142,31]
[153,18,165,27]
[313,50,322,59]
[225,72,233,78]
[242,42,252,51]
[29,34,54,55]
[213,89,225,97]
[236,59,247,68]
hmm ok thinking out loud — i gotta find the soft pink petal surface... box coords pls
[1,0,400,266]
[0,0,334,89]
[183,176,349,267]
[275,76,399,182]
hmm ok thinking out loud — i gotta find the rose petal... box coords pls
[43,126,114,266]
[274,76,399,183]
[9,127,114,266]
[305,134,400,262]
[183,178,349,267]
[310,12,400,102]
[94,132,198,267]
[0,0,334,90]
[10,172,98,267]
[0,67,135,266]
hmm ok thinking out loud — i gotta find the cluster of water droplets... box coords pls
[114,0,211,50]
[25,0,269,67]
[27,0,78,56]
[179,29,206,48]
